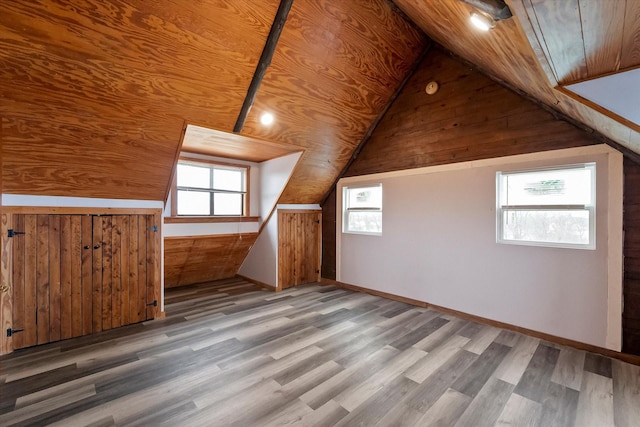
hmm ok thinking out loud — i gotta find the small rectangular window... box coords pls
[175,159,248,216]
[343,184,382,235]
[497,163,596,249]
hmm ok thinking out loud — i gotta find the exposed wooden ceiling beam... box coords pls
[233,0,294,133]
[320,40,433,207]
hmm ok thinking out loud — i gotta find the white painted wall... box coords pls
[258,153,303,222]
[337,145,623,350]
[239,203,321,287]
[239,212,279,286]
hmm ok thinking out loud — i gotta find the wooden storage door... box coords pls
[11,214,157,349]
[278,210,321,289]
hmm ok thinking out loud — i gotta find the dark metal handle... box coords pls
[93,244,101,249]
[84,245,90,250]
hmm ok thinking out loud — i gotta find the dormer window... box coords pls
[173,158,249,216]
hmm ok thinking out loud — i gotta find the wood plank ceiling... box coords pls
[393,0,640,157]
[0,0,427,203]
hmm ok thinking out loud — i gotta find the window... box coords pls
[174,159,248,216]
[497,163,595,249]
[343,184,382,235]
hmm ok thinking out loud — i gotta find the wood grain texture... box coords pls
[278,211,321,289]
[1,279,638,425]
[240,0,428,203]
[1,0,425,206]
[525,0,587,84]
[8,214,160,351]
[396,0,640,167]
[0,0,280,200]
[1,213,13,354]
[620,0,640,69]
[623,158,640,355]
[164,233,258,288]
[344,49,597,177]
[181,125,301,163]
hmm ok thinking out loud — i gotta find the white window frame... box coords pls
[173,158,248,217]
[342,184,383,236]
[496,163,596,250]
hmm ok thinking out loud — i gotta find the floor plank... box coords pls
[0,279,638,426]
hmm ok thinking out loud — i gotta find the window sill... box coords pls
[164,216,259,224]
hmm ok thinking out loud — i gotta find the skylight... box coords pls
[565,68,640,128]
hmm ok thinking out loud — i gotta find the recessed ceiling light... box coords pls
[470,12,495,31]
[260,112,274,126]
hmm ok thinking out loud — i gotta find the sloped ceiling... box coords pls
[0,0,427,203]
[393,0,640,156]
[2,0,639,206]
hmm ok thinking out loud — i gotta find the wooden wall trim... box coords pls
[164,216,259,224]
[0,213,12,355]
[3,207,163,216]
[164,232,258,241]
[322,278,640,366]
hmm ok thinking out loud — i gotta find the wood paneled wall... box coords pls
[345,49,598,178]
[278,210,321,289]
[0,125,7,354]
[623,158,640,354]
[164,233,258,288]
[321,48,640,356]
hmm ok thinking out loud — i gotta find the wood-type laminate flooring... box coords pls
[1,278,639,426]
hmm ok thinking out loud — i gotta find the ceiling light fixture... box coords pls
[470,11,495,31]
[460,0,512,30]
[260,112,274,126]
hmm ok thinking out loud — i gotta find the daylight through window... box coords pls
[176,160,247,216]
[496,163,596,249]
[343,184,382,235]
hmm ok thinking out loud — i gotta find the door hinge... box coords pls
[7,229,26,238]
[147,300,158,307]
[6,328,24,337]
[147,225,158,232]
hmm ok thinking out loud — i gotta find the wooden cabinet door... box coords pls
[278,210,321,289]
[10,214,158,349]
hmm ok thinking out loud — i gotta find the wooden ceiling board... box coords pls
[1,0,279,200]
[525,0,587,84]
[621,1,640,69]
[394,0,640,158]
[239,0,428,203]
[181,126,301,163]
[394,0,557,104]
[579,0,625,77]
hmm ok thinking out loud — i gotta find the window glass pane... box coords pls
[347,211,382,234]
[501,166,593,206]
[177,164,210,189]
[347,186,382,209]
[502,210,590,245]
[213,168,243,191]
[214,193,242,215]
[177,190,210,215]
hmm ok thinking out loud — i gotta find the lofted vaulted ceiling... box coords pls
[0,0,426,203]
[1,0,639,206]
[394,0,640,154]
